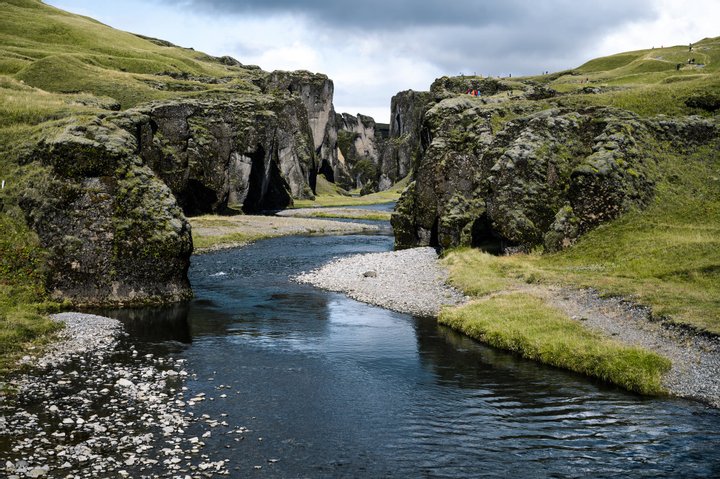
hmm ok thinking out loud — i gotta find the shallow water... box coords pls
[111,233,720,478]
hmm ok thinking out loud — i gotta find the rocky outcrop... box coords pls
[336,113,383,191]
[114,94,317,215]
[19,119,193,306]
[9,61,372,307]
[379,90,434,189]
[258,70,351,186]
[392,97,666,252]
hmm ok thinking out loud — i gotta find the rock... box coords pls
[27,467,48,478]
[392,99,660,252]
[125,96,316,215]
[336,113,384,191]
[362,271,378,278]
[259,70,348,187]
[19,119,193,307]
[116,378,135,389]
[379,90,434,185]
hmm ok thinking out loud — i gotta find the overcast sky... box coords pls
[46,0,719,123]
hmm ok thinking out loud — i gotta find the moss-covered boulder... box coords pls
[392,96,663,252]
[18,119,192,306]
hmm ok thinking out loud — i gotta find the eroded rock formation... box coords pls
[336,113,383,191]
[391,84,717,253]
[118,95,317,215]
[19,120,193,306]
[259,70,351,186]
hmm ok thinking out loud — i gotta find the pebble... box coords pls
[0,313,232,477]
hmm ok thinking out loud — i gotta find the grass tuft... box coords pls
[439,293,671,394]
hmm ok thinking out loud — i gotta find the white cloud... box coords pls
[592,0,720,58]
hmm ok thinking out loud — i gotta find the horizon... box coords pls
[45,0,720,123]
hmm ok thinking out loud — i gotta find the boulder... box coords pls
[19,118,193,306]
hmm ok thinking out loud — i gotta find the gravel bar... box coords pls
[1,313,234,478]
[294,247,467,317]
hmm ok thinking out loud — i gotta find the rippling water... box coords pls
[116,231,720,478]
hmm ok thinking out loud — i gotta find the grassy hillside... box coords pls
[0,0,265,372]
[0,0,261,110]
[537,37,720,116]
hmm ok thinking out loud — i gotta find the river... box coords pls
[110,224,720,478]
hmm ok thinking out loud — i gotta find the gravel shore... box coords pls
[1,313,232,478]
[536,287,720,408]
[294,247,467,317]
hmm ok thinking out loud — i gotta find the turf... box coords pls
[439,293,671,395]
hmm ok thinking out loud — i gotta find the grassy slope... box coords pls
[0,0,262,372]
[293,174,408,208]
[438,39,719,394]
[538,37,720,116]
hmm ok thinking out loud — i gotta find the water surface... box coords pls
[118,233,720,478]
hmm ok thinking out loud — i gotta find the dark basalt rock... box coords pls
[392,96,666,253]
[379,90,434,187]
[19,119,192,306]
[113,95,317,215]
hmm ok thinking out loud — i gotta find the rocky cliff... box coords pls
[121,95,317,215]
[258,70,352,187]
[391,78,718,253]
[379,90,434,189]
[336,113,383,191]
[18,119,193,306]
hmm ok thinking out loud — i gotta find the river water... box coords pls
[111,224,720,478]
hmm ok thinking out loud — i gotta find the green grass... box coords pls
[0,215,61,374]
[294,174,408,208]
[439,293,671,394]
[192,231,270,251]
[0,0,259,111]
[188,216,271,251]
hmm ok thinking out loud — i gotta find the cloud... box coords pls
[160,0,658,76]
[49,0,688,122]
[162,0,654,33]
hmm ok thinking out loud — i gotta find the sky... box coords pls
[45,0,720,123]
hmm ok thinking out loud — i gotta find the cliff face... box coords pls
[379,90,433,189]
[118,95,317,215]
[336,113,383,191]
[259,70,352,187]
[391,89,717,252]
[19,119,193,306]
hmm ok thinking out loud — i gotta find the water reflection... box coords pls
[109,232,720,478]
[95,303,192,344]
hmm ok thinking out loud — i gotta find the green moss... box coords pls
[0,214,60,373]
